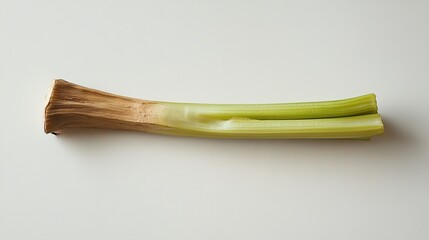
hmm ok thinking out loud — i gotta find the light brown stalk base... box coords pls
[44,80,165,134]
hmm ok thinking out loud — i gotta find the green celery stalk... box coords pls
[44,80,384,140]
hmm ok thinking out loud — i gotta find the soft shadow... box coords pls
[55,128,169,154]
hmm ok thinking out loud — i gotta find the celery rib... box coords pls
[44,80,384,140]
[155,114,384,139]
[162,94,378,120]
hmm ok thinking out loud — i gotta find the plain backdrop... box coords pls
[1,0,428,239]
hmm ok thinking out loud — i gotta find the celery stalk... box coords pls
[44,80,384,140]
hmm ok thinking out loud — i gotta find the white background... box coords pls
[1,0,428,239]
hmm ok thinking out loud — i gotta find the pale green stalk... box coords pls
[161,93,378,120]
